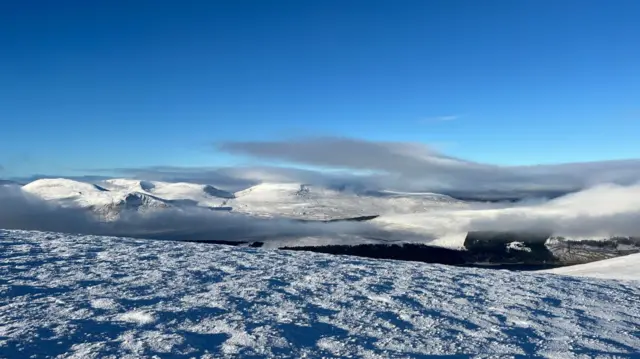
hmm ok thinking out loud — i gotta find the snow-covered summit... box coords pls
[101,178,156,192]
[22,178,234,217]
[1,229,638,358]
[22,178,113,206]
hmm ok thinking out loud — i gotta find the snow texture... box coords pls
[1,229,639,358]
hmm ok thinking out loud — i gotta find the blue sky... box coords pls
[1,0,639,177]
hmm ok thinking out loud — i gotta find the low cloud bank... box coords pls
[2,182,640,245]
[465,184,640,238]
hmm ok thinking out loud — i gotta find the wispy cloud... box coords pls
[422,115,460,123]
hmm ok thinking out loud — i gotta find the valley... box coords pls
[8,178,640,269]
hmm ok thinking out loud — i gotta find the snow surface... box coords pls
[1,229,639,358]
[543,253,640,281]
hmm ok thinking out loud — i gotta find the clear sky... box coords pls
[1,0,639,177]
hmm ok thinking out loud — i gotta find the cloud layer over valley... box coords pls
[0,184,381,245]
[3,136,640,247]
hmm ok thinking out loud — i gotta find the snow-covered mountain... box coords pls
[22,178,235,220]
[1,229,638,358]
[23,178,113,207]
[21,178,465,221]
[231,182,464,220]
[101,178,235,202]
[92,192,172,221]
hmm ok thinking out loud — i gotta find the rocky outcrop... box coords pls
[93,192,171,221]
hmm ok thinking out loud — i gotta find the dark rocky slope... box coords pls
[280,232,640,270]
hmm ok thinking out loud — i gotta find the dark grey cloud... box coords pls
[218,137,480,176]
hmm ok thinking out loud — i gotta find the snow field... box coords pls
[1,229,639,358]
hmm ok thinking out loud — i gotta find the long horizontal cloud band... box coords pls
[48,137,640,198]
[216,137,640,193]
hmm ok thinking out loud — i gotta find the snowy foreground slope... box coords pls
[1,230,639,358]
[544,253,640,281]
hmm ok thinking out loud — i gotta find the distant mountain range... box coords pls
[21,178,464,221]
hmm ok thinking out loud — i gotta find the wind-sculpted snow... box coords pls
[1,230,639,358]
